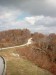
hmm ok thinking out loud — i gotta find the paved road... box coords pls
[0,57,6,75]
[0,38,32,50]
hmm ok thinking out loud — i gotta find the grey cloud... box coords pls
[0,0,56,16]
[0,0,56,34]
[35,19,56,27]
[25,16,56,28]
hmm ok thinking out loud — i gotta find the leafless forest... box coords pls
[0,29,56,75]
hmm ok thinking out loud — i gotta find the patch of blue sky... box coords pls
[16,12,31,21]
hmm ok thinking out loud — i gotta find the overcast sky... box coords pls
[0,0,56,34]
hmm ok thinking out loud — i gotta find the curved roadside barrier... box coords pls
[0,56,6,75]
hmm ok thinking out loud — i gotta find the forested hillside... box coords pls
[0,29,31,48]
[0,29,56,75]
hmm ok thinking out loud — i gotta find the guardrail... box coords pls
[0,56,6,75]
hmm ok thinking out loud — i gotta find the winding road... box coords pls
[0,38,32,50]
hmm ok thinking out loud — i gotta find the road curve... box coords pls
[0,38,32,50]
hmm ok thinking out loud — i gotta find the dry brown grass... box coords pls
[0,47,53,75]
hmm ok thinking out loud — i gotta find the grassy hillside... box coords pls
[0,48,52,75]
